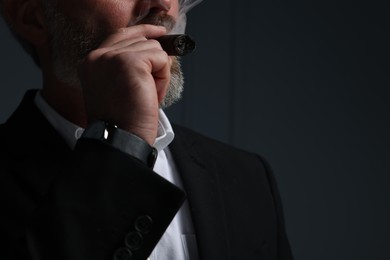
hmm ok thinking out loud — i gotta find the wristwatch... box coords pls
[81,120,158,168]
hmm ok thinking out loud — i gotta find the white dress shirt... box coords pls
[34,91,198,260]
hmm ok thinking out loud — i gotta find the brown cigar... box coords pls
[156,34,196,56]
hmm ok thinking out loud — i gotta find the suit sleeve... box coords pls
[258,155,294,260]
[25,138,186,260]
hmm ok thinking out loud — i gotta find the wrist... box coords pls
[119,125,157,147]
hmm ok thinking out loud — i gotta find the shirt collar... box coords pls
[34,91,175,151]
[154,109,175,152]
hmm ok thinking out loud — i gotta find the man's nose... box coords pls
[135,0,172,16]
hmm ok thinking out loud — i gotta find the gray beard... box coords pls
[44,1,184,109]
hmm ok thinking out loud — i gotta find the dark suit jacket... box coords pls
[0,90,293,260]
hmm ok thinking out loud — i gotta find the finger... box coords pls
[103,39,163,55]
[125,49,170,102]
[106,36,148,50]
[143,50,171,102]
[100,24,167,48]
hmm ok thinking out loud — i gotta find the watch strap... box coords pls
[82,121,158,168]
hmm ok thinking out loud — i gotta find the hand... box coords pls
[79,25,171,145]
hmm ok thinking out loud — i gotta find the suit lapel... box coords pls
[169,126,231,260]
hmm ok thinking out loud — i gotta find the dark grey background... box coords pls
[1,0,389,259]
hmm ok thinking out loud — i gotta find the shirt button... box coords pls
[135,215,153,234]
[113,247,133,260]
[125,231,143,250]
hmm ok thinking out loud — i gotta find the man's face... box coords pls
[44,0,184,108]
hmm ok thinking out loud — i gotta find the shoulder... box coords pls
[172,124,271,175]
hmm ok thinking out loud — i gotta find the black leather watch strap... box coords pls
[82,121,158,168]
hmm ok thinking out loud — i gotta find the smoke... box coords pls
[134,0,203,34]
[173,0,204,33]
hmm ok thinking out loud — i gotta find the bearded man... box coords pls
[0,0,293,259]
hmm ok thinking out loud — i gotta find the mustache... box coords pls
[135,13,176,32]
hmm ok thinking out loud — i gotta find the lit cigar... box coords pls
[156,34,196,56]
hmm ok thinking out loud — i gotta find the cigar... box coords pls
[156,34,196,56]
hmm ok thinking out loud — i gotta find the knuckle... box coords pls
[138,24,151,31]
[100,50,117,61]
[85,49,100,62]
[116,28,127,34]
[85,48,115,63]
[159,50,169,60]
[148,39,163,49]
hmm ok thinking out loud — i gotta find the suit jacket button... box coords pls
[135,215,153,234]
[125,231,143,250]
[114,247,133,260]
